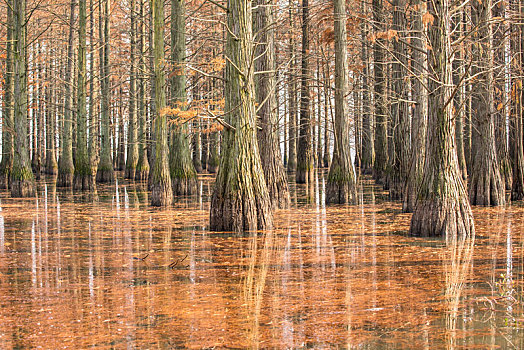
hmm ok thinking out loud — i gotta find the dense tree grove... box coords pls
[2,0,524,235]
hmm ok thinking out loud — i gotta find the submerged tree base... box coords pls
[151,180,173,207]
[10,178,35,197]
[172,176,197,196]
[135,168,149,182]
[469,163,505,206]
[124,167,136,180]
[96,168,115,183]
[410,198,474,237]
[73,174,96,191]
[326,158,357,205]
[56,172,73,187]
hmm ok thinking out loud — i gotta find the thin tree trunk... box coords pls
[96,0,115,182]
[296,0,313,185]
[0,3,14,188]
[403,0,427,213]
[135,0,149,182]
[57,0,76,187]
[287,5,297,173]
[372,0,387,184]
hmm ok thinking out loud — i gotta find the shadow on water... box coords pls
[0,173,523,348]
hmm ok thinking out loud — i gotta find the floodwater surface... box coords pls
[0,174,523,349]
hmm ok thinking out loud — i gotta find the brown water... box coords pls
[0,174,523,349]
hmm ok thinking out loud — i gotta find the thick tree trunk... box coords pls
[88,0,99,178]
[254,0,290,209]
[57,0,76,188]
[210,0,272,232]
[74,0,96,191]
[45,57,58,176]
[96,0,115,183]
[150,0,173,206]
[135,0,150,182]
[410,0,474,237]
[295,0,313,185]
[11,0,35,197]
[372,0,387,184]
[169,0,197,195]
[468,0,505,206]
[326,0,357,204]
[403,1,427,213]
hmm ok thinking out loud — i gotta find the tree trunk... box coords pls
[169,0,197,195]
[403,0,427,213]
[150,0,173,206]
[326,0,357,204]
[287,10,297,173]
[11,0,35,197]
[0,4,14,189]
[96,0,115,183]
[372,0,387,184]
[210,0,272,232]
[88,0,99,178]
[322,57,331,168]
[254,0,290,209]
[135,0,150,182]
[410,0,474,237]
[388,0,410,199]
[511,0,524,200]
[57,0,76,188]
[45,55,58,175]
[468,0,505,206]
[74,0,96,191]
[295,0,313,185]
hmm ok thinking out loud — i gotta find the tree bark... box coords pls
[150,0,173,206]
[254,0,290,209]
[135,0,150,182]
[0,4,14,189]
[169,0,197,195]
[11,0,35,197]
[295,0,314,185]
[96,0,115,183]
[372,0,387,184]
[74,0,96,191]
[57,0,76,188]
[403,0,427,213]
[409,0,474,237]
[326,0,357,204]
[210,0,272,232]
[125,0,139,180]
[468,0,505,206]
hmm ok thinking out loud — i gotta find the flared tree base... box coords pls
[124,166,136,180]
[210,188,272,232]
[135,168,149,182]
[96,168,115,183]
[11,178,35,197]
[469,163,505,206]
[326,157,357,205]
[73,174,96,191]
[45,161,58,176]
[56,172,73,187]
[151,181,173,207]
[0,171,9,190]
[172,176,197,196]
[295,167,313,185]
[410,198,474,237]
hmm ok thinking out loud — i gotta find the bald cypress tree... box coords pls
[11,0,35,197]
[326,0,357,204]
[410,0,474,237]
[210,0,272,232]
[150,0,173,206]
[169,0,197,195]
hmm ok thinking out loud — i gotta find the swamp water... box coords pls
[0,173,523,349]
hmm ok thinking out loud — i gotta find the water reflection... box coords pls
[1,176,524,348]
